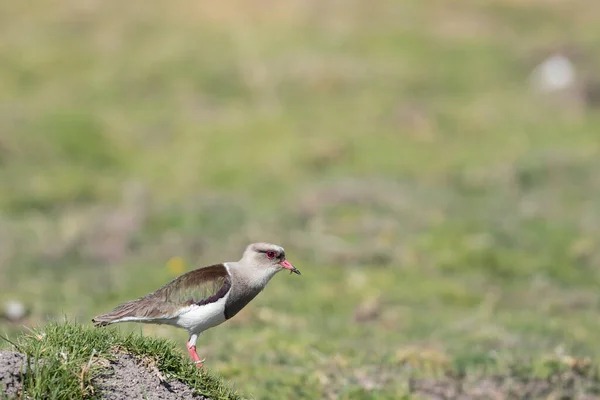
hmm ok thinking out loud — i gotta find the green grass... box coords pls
[3,323,600,399]
[1,321,238,399]
[2,0,600,398]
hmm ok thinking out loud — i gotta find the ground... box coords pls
[2,324,599,399]
[2,0,600,399]
[0,323,236,399]
[0,351,210,400]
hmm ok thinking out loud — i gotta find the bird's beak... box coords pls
[280,259,301,275]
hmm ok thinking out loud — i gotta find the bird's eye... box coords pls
[266,251,276,259]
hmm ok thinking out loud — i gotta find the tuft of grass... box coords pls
[1,321,239,400]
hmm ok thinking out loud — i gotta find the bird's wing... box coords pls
[155,263,232,308]
[92,264,231,325]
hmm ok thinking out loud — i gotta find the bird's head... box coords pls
[241,242,301,277]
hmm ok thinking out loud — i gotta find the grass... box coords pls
[1,321,239,399]
[1,0,600,398]
[2,324,600,400]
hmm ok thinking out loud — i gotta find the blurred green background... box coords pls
[2,0,600,398]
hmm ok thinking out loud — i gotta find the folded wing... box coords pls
[92,264,231,326]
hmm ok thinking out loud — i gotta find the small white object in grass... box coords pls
[3,300,26,321]
[530,53,576,93]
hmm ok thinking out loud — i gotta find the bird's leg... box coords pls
[187,333,205,370]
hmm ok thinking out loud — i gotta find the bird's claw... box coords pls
[194,358,206,372]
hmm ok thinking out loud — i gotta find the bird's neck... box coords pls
[226,261,278,290]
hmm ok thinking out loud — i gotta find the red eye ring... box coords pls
[266,251,276,259]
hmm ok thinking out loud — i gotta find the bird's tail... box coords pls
[91,316,113,327]
[91,299,141,327]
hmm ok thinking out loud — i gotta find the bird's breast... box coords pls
[223,285,263,320]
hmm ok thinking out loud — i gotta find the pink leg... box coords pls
[187,344,203,367]
[187,334,204,370]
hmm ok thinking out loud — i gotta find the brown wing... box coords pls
[92,264,231,325]
[155,264,231,307]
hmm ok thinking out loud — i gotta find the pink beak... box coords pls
[279,259,301,275]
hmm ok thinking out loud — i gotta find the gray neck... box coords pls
[223,262,278,320]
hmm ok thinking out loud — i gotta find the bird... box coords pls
[92,242,301,368]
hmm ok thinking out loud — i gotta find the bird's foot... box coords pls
[187,344,206,372]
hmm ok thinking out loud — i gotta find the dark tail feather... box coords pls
[91,311,124,327]
[91,317,112,328]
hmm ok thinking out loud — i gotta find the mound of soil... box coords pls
[96,353,208,400]
[0,351,209,399]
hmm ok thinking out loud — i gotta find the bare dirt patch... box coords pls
[95,353,209,400]
[0,351,26,398]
